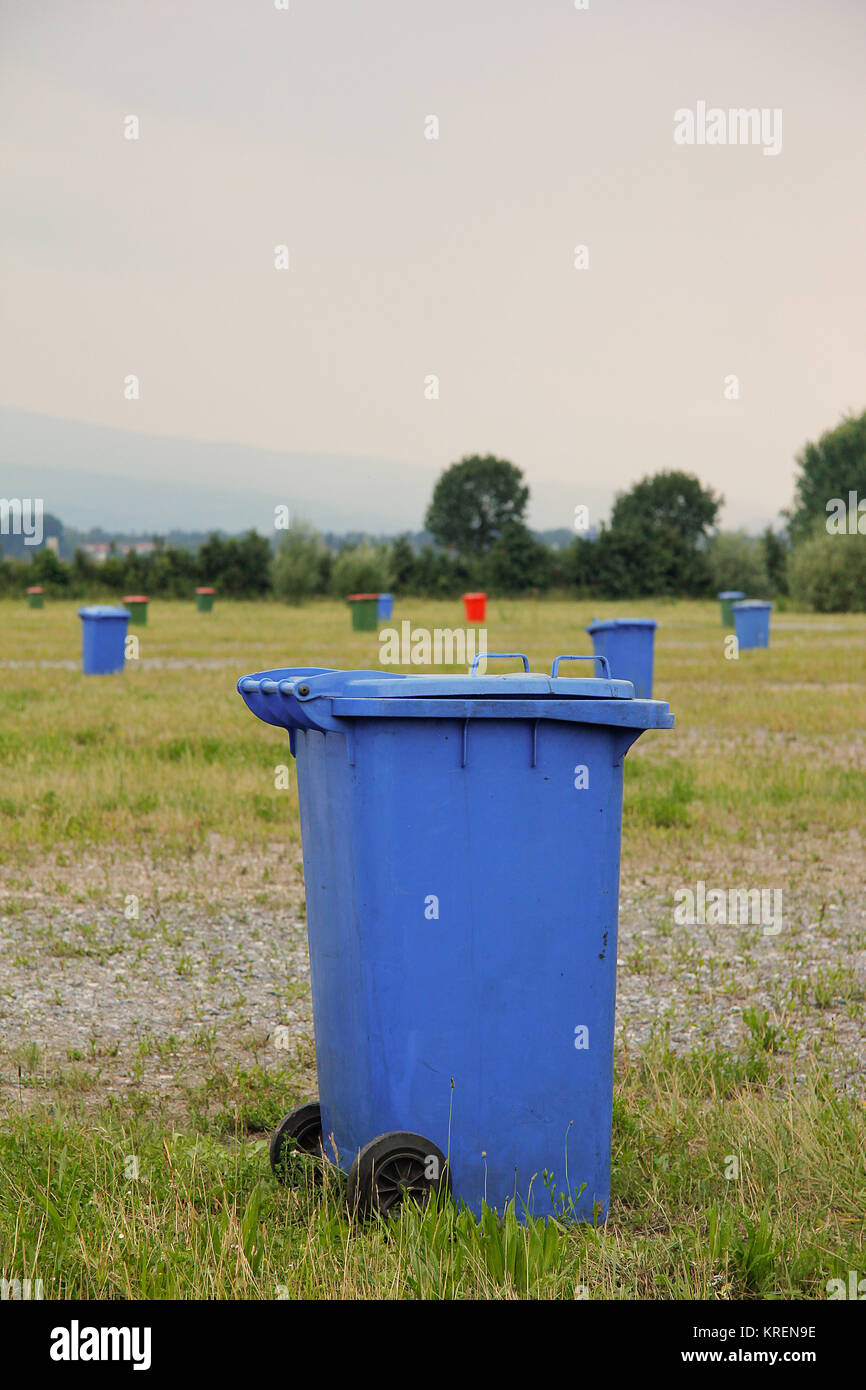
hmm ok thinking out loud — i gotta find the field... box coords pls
[1,596,864,1299]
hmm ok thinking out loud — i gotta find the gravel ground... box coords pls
[1,834,863,1114]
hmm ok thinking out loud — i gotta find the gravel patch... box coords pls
[1,836,863,1113]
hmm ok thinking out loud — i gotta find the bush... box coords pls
[486,521,551,594]
[563,524,712,599]
[788,529,866,612]
[272,522,327,604]
[707,531,770,598]
[330,542,391,597]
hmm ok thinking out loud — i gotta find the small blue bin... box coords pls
[238,653,674,1221]
[586,618,657,699]
[377,593,394,620]
[78,605,130,675]
[732,600,771,650]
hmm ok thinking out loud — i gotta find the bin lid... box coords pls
[26,586,44,593]
[122,594,149,602]
[586,617,657,633]
[77,605,130,619]
[462,592,486,599]
[238,657,675,735]
[196,586,215,593]
[347,592,380,600]
[732,599,771,609]
[718,590,745,599]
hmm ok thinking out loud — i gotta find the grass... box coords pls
[1,595,865,1299]
[1,597,865,858]
[0,1035,862,1299]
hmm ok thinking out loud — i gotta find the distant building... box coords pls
[82,542,112,562]
[81,539,156,563]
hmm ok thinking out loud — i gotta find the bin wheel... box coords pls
[347,1131,451,1219]
[269,1102,324,1183]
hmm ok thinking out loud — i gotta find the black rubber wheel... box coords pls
[269,1102,324,1183]
[347,1131,451,1219]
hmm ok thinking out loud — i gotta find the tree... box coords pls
[72,547,100,589]
[29,545,70,591]
[198,530,272,596]
[788,409,866,543]
[610,470,722,545]
[706,531,769,598]
[149,544,199,597]
[272,521,326,604]
[486,520,551,593]
[424,455,529,556]
[388,535,416,591]
[598,470,722,596]
[595,520,679,597]
[761,527,788,596]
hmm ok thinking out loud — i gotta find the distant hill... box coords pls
[0,408,439,536]
[2,406,779,541]
[0,408,624,537]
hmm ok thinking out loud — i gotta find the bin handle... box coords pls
[470,651,531,674]
[551,653,611,678]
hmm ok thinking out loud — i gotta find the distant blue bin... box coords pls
[238,653,674,1221]
[78,605,130,675]
[377,593,394,620]
[586,618,657,699]
[732,600,771,650]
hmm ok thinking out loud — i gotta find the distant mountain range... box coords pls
[1,407,776,538]
[0,408,438,535]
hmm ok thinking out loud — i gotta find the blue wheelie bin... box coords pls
[377,593,394,621]
[238,653,674,1221]
[732,600,772,649]
[586,618,657,699]
[78,605,130,675]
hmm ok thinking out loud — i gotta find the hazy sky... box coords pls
[2,0,865,531]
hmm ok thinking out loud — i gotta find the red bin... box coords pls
[462,592,487,623]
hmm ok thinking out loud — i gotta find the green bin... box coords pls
[718,590,745,627]
[348,593,380,631]
[123,595,149,625]
[196,587,215,613]
[26,586,44,610]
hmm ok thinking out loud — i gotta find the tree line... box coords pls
[3,409,865,610]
